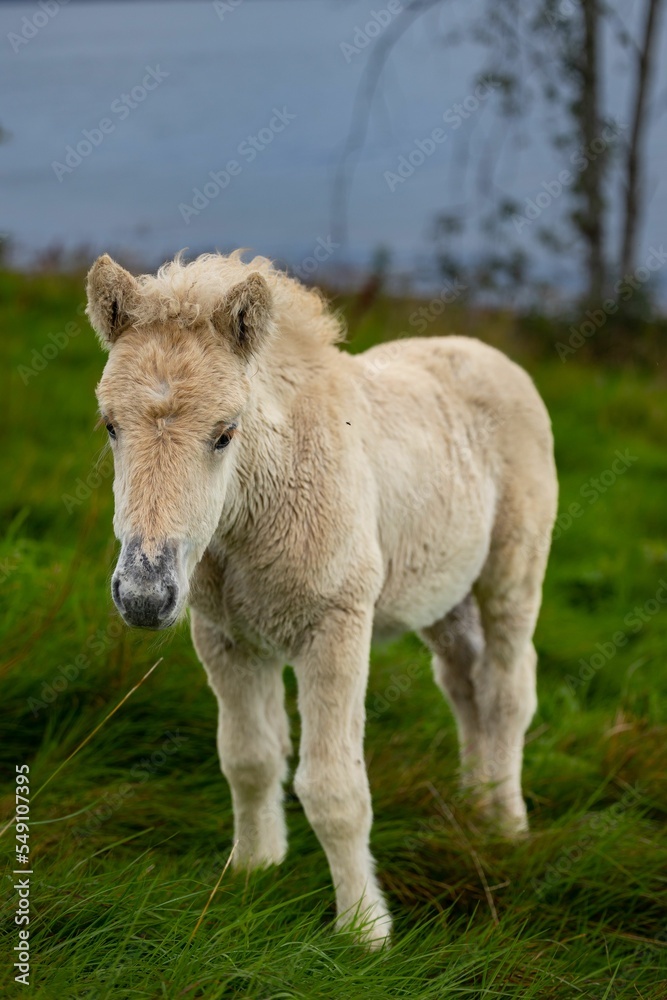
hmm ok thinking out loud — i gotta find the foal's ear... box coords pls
[86,254,139,350]
[211,273,272,359]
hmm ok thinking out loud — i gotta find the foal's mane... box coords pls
[128,251,344,349]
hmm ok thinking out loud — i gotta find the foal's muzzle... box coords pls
[111,539,183,629]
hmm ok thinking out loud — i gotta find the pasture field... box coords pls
[1,269,666,998]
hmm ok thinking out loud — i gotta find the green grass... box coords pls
[1,270,666,998]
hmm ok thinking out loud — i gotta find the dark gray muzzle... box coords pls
[111,538,180,629]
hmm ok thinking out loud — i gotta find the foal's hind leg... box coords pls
[420,594,487,782]
[471,516,551,832]
[469,552,543,833]
[422,538,547,834]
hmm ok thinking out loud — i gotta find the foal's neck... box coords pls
[220,340,340,542]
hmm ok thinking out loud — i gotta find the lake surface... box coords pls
[1,0,666,297]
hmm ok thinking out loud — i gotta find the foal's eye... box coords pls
[105,422,116,440]
[214,425,237,451]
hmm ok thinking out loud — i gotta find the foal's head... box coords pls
[87,254,273,629]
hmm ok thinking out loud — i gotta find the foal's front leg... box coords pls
[191,612,291,869]
[293,607,391,949]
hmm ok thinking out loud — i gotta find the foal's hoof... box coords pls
[231,841,287,871]
[480,803,530,841]
[468,787,529,840]
[336,898,393,951]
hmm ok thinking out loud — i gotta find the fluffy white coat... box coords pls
[87,251,558,948]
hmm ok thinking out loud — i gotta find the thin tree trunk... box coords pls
[620,0,663,278]
[579,0,606,302]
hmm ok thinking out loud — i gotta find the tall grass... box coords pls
[1,270,666,998]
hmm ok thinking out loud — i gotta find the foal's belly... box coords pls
[372,541,489,640]
[372,481,495,640]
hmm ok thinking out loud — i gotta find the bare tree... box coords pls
[485,0,614,303]
[333,0,664,310]
[330,0,443,250]
[619,0,664,278]
[577,0,606,301]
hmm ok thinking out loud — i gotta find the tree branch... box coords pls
[330,0,445,249]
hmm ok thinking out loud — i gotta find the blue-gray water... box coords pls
[1,0,666,296]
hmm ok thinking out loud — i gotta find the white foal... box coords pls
[87,251,557,948]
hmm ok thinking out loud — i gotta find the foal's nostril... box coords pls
[160,581,177,620]
[111,574,123,611]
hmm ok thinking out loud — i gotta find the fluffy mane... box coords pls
[127,251,344,348]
